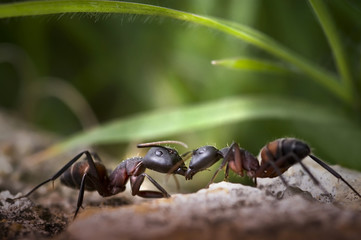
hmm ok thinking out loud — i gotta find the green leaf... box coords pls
[211,58,291,74]
[0,0,350,103]
[29,96,359,165]
[309,0,354,98]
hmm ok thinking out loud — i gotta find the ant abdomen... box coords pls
[258,138,311,177]
[60,161,109,191]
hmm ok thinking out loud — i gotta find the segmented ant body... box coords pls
[14,141,187,218]
[185,138,361,198]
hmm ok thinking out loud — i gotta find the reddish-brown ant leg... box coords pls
[260,147,289,187]
[224,142,243,180]
[206,157,228,188]
[130,173,170,198]
[206,142,243,188]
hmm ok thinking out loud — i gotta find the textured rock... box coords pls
[58,158,361,240]
[257,157,361,210]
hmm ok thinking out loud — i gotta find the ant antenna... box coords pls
[137,140,188,149]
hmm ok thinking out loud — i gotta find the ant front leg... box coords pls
[206,142,242,188]
[224,142,243,179]
[206,157,229,188]
[130,173,171,198]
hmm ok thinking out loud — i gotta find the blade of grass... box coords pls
[213,18,349,102]
[211,57,291,74]
[28,96,357,165]
[309,0,354,99]
[0,0,351,104]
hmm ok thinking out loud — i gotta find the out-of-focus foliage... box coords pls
[1,0,361,187]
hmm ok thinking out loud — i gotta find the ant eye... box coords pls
[198,149,204,154]
[155,150,163,156]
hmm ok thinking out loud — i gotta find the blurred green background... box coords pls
[1,0,361,189]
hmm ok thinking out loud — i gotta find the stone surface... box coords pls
[59,179,361,240]
[57,155,361,240]
[257,157,361,210]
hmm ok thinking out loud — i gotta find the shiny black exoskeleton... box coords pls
[185,145,259,180]
[184,138,361,198]
[13,141,187,218]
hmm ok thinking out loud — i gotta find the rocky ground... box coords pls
[1,111,361,240]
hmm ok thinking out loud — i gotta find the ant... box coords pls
[11,140,188,219]
[184,138,361,199]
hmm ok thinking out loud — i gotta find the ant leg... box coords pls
[229,142,243,174]
[206,158,228,188]
[130,173,171,198]
[309,154,361,198]
[166,158,187,176]
[206,142,241,188]
[224,163,230,181]
[13,151,93,199]
[137,140,188,149]
[91,152,102,162]
[181,151,192,159]
[73,172,88,219]
[165,150,190,179]
[294,155,329,196]
[144,173,171,197]
[262,148,289,187]
[172,174,180,190]
[258,149,330,196]
[70,152,109,218]
[266,159,289,187]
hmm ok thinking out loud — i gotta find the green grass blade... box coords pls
[0,0,350,103]
[213,18,349,102]
[211,57,291,74]
[29,96,357,164]
[309,0,354,98]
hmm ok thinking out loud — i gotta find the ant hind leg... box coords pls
[309,154,361,198]
[73,172,88,219]
[13,151,93,200]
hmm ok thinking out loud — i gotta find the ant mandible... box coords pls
[184,138,361,198]
[12,140,188,219]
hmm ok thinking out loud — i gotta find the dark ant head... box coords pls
[142,146,187,176]
[185,146,222,180]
